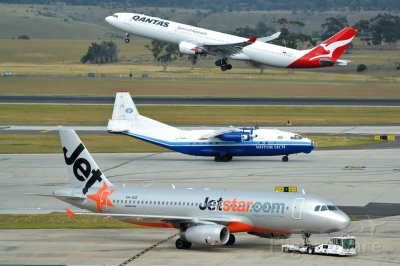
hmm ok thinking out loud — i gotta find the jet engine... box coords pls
[217,132,251,142]
[179,41,203,55]
[182,224,230,245]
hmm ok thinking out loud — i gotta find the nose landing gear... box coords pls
[282,155,289,162]
[124,33,130,43]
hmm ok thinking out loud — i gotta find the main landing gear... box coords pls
[214,154,233,162]
[124,33,130,43]
[282,155,289,162]
[225,234,236,245]
[215,58,232,71]
[175,238,192,249]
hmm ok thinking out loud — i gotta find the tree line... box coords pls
[1,0,400,11]
[81,41,118,64]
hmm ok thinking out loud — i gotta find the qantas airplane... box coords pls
[57,128,350,249]
[105,13,357,71]
[107,92,315,162]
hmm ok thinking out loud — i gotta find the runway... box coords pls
[1,150,400,265]
[2,125,400,135]
[2,95,400,106]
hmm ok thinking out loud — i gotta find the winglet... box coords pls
[66,208,75,219]
[247,36,257,43]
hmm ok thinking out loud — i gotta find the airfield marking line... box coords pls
[118,232,179,266]
[103,153,161,173]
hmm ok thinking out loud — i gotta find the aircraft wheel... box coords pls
[222,154,231,162]
[282,155,289,162]
[307,247,314,255]
[215,60,222,66]
[124,38,130,43]
[214,155,222,162]
[176,238,192,249]
[225,234,235,245]
[221,65,227,71]
[227,64,232,70]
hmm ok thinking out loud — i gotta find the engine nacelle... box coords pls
[218,132,251,142]
[179,41,202,55]
[182,224,230,245]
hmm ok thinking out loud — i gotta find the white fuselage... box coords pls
[105,13,307,67]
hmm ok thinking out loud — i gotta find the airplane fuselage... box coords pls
[56,185,349,235]
[106,13,304,67]
[105,13,357,71]
[119,128,314,158]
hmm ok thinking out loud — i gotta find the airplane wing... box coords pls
[198,127,242,140]
[201,37,257,56]
[66,209,237,226]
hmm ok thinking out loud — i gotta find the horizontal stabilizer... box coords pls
[257,32,281,43]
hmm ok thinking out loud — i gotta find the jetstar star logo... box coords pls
[87,182,116,213]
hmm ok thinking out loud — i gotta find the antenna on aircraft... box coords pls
[172,184,176,189]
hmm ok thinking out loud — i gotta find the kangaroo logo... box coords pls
[63,143,103,194]
[309,37,354,61]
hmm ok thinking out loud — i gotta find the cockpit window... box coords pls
[320,205,328,211]
[327,205,338,211]
[314,205,320,211]
[113,14,118,18]
[290,134,303,140]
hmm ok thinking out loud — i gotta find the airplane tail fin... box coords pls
[289,27,357,68]
[59,128,113,195]
[108,91,181,134]
[111,91,139,121]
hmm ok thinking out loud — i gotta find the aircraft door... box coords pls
[292,198,304,219]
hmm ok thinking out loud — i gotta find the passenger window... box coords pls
[321,205,328,211]
[314,205,320,211]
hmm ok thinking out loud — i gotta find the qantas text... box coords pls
[199,197,285,214]
[132,15,169,27]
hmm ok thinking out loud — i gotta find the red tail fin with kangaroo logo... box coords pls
[289,27,358,68]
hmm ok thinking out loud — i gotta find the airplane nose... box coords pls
[337,212,351,230]
[105,16,113,23]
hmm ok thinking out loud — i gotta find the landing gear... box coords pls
[214,154,233,162]
[225,234,236,245]
[175,238,192,249]
[124,33,130,43]
[215,58,233,71]
[302,233,311,246]
[282,155,289,162]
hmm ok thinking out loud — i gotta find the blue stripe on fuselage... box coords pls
[109,131,314,156]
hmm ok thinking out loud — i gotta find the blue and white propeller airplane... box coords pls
[108,92,315,162]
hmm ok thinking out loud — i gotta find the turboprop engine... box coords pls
[217,132,251,142]
[182,224,230,245]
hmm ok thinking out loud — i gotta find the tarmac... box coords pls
[1,149,400,265]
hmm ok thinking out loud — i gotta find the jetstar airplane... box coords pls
[105,13,357,71]
[107,92,315,162]
[57,128,350,249]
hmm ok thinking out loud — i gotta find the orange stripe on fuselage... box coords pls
[128,221,174,228]
[227,221,291,234]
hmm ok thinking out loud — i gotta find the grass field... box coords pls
[0,213,136,229]
[2,104,400,126]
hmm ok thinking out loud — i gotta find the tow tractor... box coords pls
[282,235,356,256]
